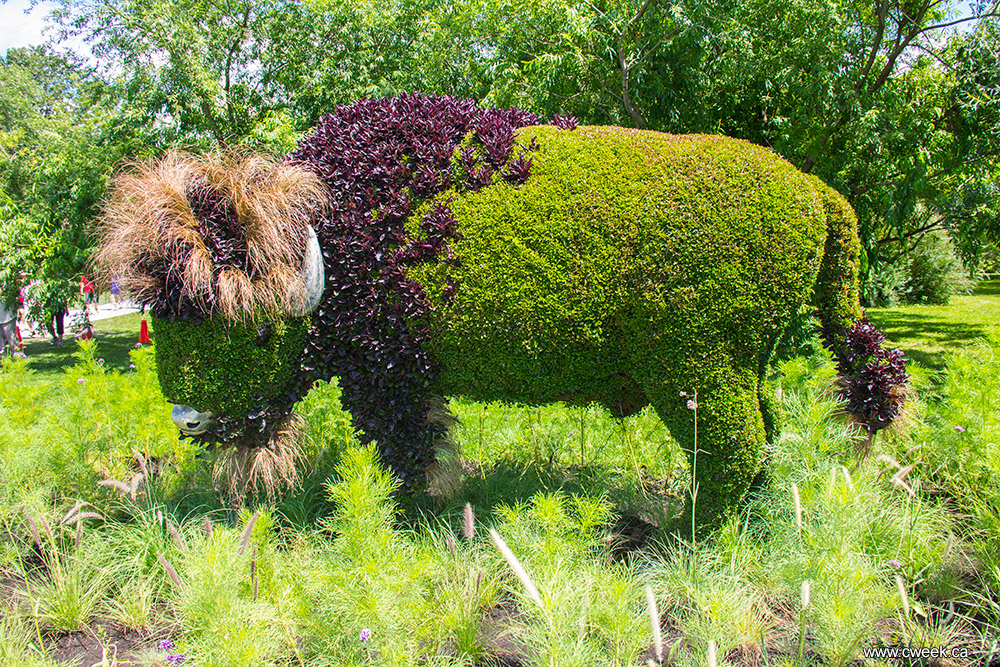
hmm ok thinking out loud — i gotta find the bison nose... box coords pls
[171,404,216,435]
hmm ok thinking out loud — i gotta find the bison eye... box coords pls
[256,323,273,346]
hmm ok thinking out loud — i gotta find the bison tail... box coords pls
[812,181,863,366]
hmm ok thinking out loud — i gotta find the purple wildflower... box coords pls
[129,364,136,370]
[158,639,174,651]
[359,628,372,642]
[77,378,85,384]
[135,342,143,349]
[166,654,185,665]
[97,358,104,363]
[955,425,966,433]
[888,559,902,569]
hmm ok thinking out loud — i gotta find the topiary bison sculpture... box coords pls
[97,94,863,523]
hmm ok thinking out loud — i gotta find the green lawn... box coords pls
[867,279,1000,369]
[21,311,146,382]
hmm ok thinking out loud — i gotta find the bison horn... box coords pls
[289,224,324,317]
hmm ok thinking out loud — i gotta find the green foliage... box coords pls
[3,0,997,311]
[21,517,109,634]
[490,492,649,666]
[308,444,497,665]
[762,355,958,664]
[152,314,309,417]
[901,232,975,305]
[1,47,127,301]
[868,231,975,306]
[649,350,961,666]
[171,511,297,667]
[0,340,198,511]
[0,606,60,667]
[50,0,307,149]
[5,294,1000,664]
[451,399,682,486]
[697,1,1000,290]
[813,185,864,361]
[902,336,1000,554]
[415,125,850,523]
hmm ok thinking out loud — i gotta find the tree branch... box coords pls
[855,0,890,96]
[627,0,656,28]
[877,219,943,247]
[223,3,252,135]
[616,37,646,128]
[848,147,1000,198]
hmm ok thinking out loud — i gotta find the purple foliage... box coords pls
[466,164,494,191]
[501,155,533,185]
[457,147,478,173]
[551,114,579,130]
[837,317,909,434]
[843,316,885,365]
[287,94,540,487]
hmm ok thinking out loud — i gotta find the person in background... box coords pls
[17,277,38,337]
[45,292,68,346]
[0,286,18,357]
[109,274,122,309]
[80,275,96,314]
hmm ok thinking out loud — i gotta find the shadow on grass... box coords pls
[973,279,1000,297]
[20,313,144,379]
[866,311,988,369]
[402,458,685,539]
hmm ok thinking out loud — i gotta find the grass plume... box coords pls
[463,502,476,541]
[489,527,544,609]
[214,415,306,502]
[157,553,183,592]
[95,150,328,321]
[646,584,663,664]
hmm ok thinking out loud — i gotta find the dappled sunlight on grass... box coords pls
[868,280,1000,368]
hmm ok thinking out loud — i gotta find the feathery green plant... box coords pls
[18,508,108,633]
[0,605,60,667]
[489,492,649,666]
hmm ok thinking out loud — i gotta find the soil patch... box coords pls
[47,619,158,666]
[476,599,532,667]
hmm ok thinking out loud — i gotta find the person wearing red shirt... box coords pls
[80,275,96,314]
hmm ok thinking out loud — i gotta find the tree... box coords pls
[0,46,117,305]
[50,0,306,150]
[694,0,1000,291]
[33,0,1000,298]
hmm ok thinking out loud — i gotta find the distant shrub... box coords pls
[980,242,1000,275]
[902,231,974,304]
[866,261,908,308]
[868,232,974,306]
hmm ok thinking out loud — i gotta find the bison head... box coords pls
[96,152,328,451]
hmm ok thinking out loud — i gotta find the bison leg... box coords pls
[642,361,766,529]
